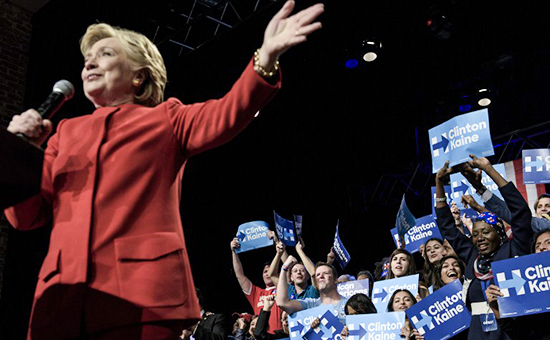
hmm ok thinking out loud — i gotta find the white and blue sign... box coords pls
[492,250,550,318]
[235,221,274,254]
[390,215,442,254]
[372,274,419,313]
[274,211,297,246]
[406,280,470,340]
[346,312,405,340]
[431,186,452,215]
[396,195,416,239]
[522,149,550,184]
[294,215,303,238]
[429,108,494,173]
[337,279,370,298]
[333,222,351,269]
[450,163,506,209]
[289,305,343,340]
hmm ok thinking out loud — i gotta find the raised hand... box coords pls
[230,238,241,252]
[436,161,454,182]
[467,154,492,172]
[258,1,324,70]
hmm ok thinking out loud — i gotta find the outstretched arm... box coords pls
[275,255,303,314]
[231,238,253,294]
[295,238,316,277]
[267,241,286,286]
[257,1,324,75]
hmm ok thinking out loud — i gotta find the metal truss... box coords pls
[146,0,277,57]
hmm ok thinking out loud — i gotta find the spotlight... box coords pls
[361,40,382,62]
[345,59,359,69]
[477,89,492,107]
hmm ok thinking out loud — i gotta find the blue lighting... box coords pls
[459,104,472,112]
[345,59,359,69]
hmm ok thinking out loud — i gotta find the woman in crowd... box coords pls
[435,156,533,340]
[432,255,466,291]
[386,249,417,280]
[4,1,324,338]
[422,238,448,286]
[387,290,424,340]
[339,293,377,339]
[483,229,550,340]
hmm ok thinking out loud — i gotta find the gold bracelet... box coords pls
[253,49,279,78]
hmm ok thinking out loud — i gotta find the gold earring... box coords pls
[133,79,140,87]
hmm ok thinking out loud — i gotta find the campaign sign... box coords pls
[450,163,506,209]
[337,279,370,298]
[346,312,405,340]
[406,280,470,340]
[294,215,303,238]
[492,250,550,318]
[333,223,351,269]
[274,211,297,246]
[523,149,550,184]
[395,195,416,238]
[390,215,442,254]
[429,108,494,173]
[235,221,274,254]
[431,186,452,215]
[372,274,419,313]
[289,305,343,340]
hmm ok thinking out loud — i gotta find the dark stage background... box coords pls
[1,0,550,338]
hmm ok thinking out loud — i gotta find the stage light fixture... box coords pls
[361,40,382,62]
[477,88,492,106]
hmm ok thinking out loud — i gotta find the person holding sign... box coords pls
[275,256,348,324]
[386,290,424,340]
[481,229,550,340]
[460,162,550,233]
[231,238,284,333]
[435,155,533,340]
[267,239,319,300]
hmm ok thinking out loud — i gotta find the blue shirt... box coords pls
[288,283,319,300]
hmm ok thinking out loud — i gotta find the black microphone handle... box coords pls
[37,91,66,119]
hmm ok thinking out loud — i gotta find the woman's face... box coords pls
[440,258,462,284]
[82,37,139,108]
[392,291,414,311]
[425,240,446,264]
[472,222,501,255]
[391,253,410,277]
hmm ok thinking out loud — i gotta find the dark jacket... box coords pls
[254,310,288,340]
[437,182,533,340]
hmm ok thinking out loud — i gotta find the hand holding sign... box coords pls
[230,238,241,252]
[436,161,454,182]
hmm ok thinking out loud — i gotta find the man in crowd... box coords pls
[275,256,348,323]
[231,235,284,333]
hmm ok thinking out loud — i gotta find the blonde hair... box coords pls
[80,23,167,107]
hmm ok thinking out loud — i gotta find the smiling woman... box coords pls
[433,255,466,291]
[4,1,325,339]
[434,156,533,340]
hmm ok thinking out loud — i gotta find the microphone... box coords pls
[15,80,74,142]
[36,80,75,119]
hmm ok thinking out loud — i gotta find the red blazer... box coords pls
[5,60,281,340]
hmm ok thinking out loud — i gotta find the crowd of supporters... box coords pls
[182,155,550,340]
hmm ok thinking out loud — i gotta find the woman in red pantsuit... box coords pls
[5,2,324,339]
